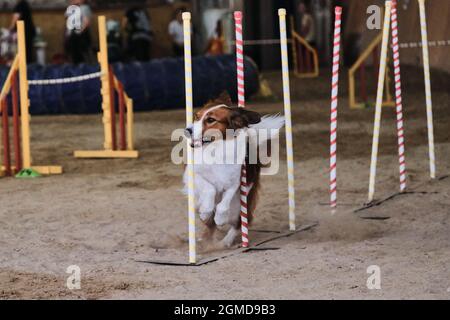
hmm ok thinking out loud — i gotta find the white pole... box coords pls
[418,0,436,179]
[278,9,296,231]
[368,1,392,203]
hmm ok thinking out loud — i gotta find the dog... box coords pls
[183,92,285,248]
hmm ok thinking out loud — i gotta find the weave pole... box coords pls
[278,9,296,231]
[390,0,407,192]
[330,6,342,210]
[234,11,249,248]
[368,1,392,203]
[234,12,245,108]
[183,12,196,264]
[418,0,436,179]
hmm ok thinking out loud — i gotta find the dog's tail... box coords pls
[238,114,284,228]
[249,114,285,146]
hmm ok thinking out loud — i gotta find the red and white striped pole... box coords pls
[235,11,245,108]
[390,0,407,192]
[330,7,342,210]
[234,11,249,248]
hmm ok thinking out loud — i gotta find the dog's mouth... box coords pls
[190,136,216,148]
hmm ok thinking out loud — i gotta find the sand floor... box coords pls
[0,68,449,299]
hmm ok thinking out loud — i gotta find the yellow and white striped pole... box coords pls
[418,0,436,179]
[368,1,392,203]
[183,12,196,264]
[278,9,296,231]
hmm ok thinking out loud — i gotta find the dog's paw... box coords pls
[220,227,240,248]
[216,202,230,216]
[220,235,235,248]
[214,203,230,226]
[199,211,213,222]
[214,213,228,226]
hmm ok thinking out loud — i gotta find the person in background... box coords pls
[312,0,331,62]
[168,8,185,57]
[65,0,93,64]
[205,20,224,56]
[298,2,315,47]
[9,0,35,63]
[107,19,123,63]
[123,4,153,62]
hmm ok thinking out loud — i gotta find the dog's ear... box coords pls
[214,91,233,106]
[229,108,261,129]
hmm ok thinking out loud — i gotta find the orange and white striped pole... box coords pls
[234,11,249,248]
[390,0,407,192]
[330,6,342,210]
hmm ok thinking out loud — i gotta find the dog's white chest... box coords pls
[194,163,241,192]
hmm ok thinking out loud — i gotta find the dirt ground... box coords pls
[0,67,449,299]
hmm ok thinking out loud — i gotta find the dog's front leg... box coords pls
[195,175,217,223]
[214,186,239,226]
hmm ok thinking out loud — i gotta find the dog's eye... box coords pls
[206,117,216,124]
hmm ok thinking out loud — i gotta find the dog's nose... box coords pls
[184,127,193,138]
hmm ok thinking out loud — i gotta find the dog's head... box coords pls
[185,92,261,147]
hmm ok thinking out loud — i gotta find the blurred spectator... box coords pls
[123,4,153,62]
[298,2,315,46]
[65,0,93,64]
[107,19,122,63]
[9,0,36,63]
[168,8,185,57]
[205,20,224,56]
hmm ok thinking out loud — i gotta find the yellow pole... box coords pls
[126,98,134,151]
[0,56,19,102]
[348,69,356,108]
[383,55,394,106]
[98,16,112,151]
[17,21,31,168]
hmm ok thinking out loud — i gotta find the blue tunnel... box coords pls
[0,54,260,115]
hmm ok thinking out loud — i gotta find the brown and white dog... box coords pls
[183,92,284,247]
